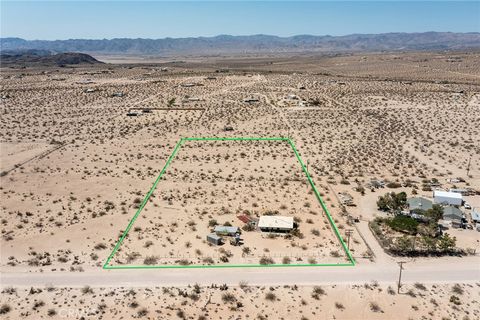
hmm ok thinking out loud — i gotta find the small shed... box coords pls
[471,208,480,223]
[207,233,222,245]
[258,216,294,233]
[214,226,239,236]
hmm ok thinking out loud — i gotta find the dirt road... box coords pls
[1,257,478,288]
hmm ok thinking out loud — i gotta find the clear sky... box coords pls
[1,1,479,40]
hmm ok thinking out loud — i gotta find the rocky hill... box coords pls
[0,50,103,66]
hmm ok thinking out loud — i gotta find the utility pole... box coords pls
[397,261,406,294]
[345,229,354,251]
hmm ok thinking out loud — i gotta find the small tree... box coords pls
[421,236,437,252]
[395,235,414,254]
[377,192,407,212]
[425,204,443,221]
[438,233,456,252]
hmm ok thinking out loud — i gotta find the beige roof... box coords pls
[258,215,294,229]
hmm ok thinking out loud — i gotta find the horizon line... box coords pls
[2,31,480,42]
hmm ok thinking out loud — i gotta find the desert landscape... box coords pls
[1,49,480,318]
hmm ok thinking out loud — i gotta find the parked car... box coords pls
[464,202,471,209]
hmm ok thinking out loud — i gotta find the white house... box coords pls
[258,216,294,233]
[433,190,462,206]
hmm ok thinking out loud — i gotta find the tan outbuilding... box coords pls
[258,215,294,233]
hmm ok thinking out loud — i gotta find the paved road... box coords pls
[1,257,479,288]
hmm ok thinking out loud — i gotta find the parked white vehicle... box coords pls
[463,202,471,209]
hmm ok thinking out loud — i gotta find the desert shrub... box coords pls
[386,182,402,188]
[369,302,382,312]
[94,243,107,250]
[126,252,141,263]
[81,286,94,294]
[282,256,291,264]
[242,223,255,231]
[452,284,464,295]
[450,295,461,305]
[239,281,248,290]
[414,283,426,291]
[311,286,325,299]
[259,256,274,265]
[137,308,148,317]
[222,292,237,303]
[143,256,158,265]
[202,257,214,264]
[176,309,185,319]
[0,304,11,314]
[330,250,341,257]
[144,241,153,248]
[265,292,276,301]
[177,259,191,265]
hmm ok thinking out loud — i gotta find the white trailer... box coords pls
[433,190,463,206]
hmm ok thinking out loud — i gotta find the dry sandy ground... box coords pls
[1,283,479,320]
[1,51,479,318]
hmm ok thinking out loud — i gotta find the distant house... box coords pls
[214,226,239,236]
[339,192,354,206]
[442,206,465,227]
[368,179,385,189]
[449,188,469,196]
[258,216,294,233]
[407,197,433,213]
[433,190,462,206]
[471,208,480,223]
[243,98,259,103]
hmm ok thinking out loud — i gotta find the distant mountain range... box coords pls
[1,32,480,56]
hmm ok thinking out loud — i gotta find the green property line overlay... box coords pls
[103,137,355,269]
